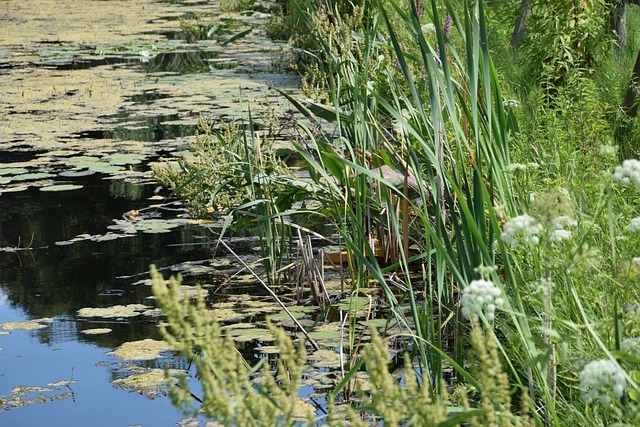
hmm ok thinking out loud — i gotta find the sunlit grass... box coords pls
[153,0,640,425]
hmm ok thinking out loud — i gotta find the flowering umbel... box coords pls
[500,214,543,247]
[501,211,577,247]
[578,359,627,405]
[613,159,640,191]
[460,279,504,322]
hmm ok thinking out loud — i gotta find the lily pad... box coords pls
[107,338,172,360]
[77,303,152,318]
[80,328,112,335]
[40,184,84,192]
[107,217,192,235]
[227,327,274,343]
[58,169,96,177]
[107,153,144,165]
[338,295,374,313]
[112,368,182,399]
[1,321,48,330]
[88,163,124,173]
[308,349,343,369]
[0,167,29,176]
[10,172,56,181]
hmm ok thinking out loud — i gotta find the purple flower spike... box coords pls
[444,14,451,37]
[409,0,424,18]
[394,60,401,68]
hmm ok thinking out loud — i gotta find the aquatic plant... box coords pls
[151,266,533,425]
[151,0,640,425]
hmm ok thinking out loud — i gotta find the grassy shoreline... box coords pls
[153,1,640,425]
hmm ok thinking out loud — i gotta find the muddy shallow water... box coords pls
[0,1,303,425]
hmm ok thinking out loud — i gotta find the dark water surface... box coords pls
[0,0,297,425]
[0,177,212,427]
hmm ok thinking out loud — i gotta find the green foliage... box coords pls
[151,265,534,426]
[520,0,611,88]
[151,265,314,425]
[153,116,290,218]
[152,0,640,425]
[221,0,256,13]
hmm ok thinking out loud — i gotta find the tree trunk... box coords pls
[510,0,532,52]
[610,0,628,49]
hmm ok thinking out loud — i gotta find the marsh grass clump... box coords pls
[151,0,640,425]
[153,116,289,218]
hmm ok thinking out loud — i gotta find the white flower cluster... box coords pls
[460,279,504,322]
[535,277,554,295]
[505,162,539,173]
[549,216,578,243]
[138,49,156,63]
[599,144,618,158]
[579,359,627,405]
[421,23,436,34]
[613,159,640,190]
[500,215,543,247]
[502,99,520,109]
[622,337,640,359]
[501,214,578,246]
[627,217,640,233]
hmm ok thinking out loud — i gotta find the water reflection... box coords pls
[0,175,214,425]
[141,50,220,74]
[0,176,211,322]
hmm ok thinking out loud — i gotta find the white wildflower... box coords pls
[500,214,542,247]
[552,215,578,230]
[613,159,640,190]
[502,99,520,109]
[549,229,572,242]
[622,337,640,359]
[632,257,640,268]
[505,163,527,173]
[474,264,496,278]
[627,217,640,233]
[548,215,577,243]
[138,49,155,63]
[579,359,627,405]
[535,277,554,295]
[599,144,618,158]
[460,279,504,322]
[421,23,436,34]
[392,120,406,140]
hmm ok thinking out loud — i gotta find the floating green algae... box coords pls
[107,338,173,360]
[112,367,182,399]
[77,304,152,318]
[1,321,48,331]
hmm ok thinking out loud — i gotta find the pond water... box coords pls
[0,1,301,425]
